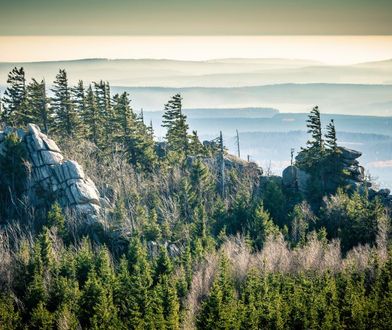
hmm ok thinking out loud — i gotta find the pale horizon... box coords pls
[2,36,392,65]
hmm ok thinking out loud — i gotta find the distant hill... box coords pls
[1,57,392,88]
[1,58,392,116]
[115,84,392,116]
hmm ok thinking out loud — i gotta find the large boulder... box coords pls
[0,124,103,221]
[282,165,310,194]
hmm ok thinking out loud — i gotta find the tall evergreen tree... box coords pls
[306,106,324,152]
[83,85,102,145]
[113,92,157,171]
[1,67,27,126]
[94,80,114,145]
[162,94,189,159]
[71,80,86,116]
[51,69,80,137]
[27,79,50,133]
[325,119,338,152]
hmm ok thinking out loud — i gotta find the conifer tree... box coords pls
[1,67,27,126]
[27,79,50,133]
[157,275,180,329]
[162,94,189,159]
[325,119,338,152]
[189,130,205,155]
[113,92,157,171]
[51,69,80,137]
[71,80,86,135]
[0,133,28,218]
[83,85,101,145]
[94,80,114,145]
[196,256,240,329]
[154,246,173,283]
[306,106,324,152]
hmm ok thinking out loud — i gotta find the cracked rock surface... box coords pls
[0,124,101,221]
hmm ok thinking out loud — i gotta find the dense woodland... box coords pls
[0,67,391,329]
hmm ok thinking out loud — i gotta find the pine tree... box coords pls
[189,130,205,155]
[83,85,102,145]
[325,119,338,152]
[94,80,114,145]
[46,202,66,238]
[306,106,324,152]
[196,256,240,330]
[27,79,50,133]
[157,275,180,329]
[1,67,27,126]
[51,69,80,137]
[0,133,28,218]
[71,80,86,135]
[40,227,54,268]
[113,92,157,171]
[80,270,120,329]
[154,246,173,283]
[0,294,21,330]
[30,301,54,330]
[162,94,189,160]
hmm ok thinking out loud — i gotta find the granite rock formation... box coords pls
[282,146,391,203]
[0,124,101,222]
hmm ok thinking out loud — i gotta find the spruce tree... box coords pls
[189,130,205,155]
[1,67,27,126]
[325,119,338,152]
[306,106,324,152]
[94,80,114,145]
[162,94,189,160]
[113,92,157,171]
[27,78,50,133]
[0,133,28,218]
[71,80,86,130]
[83,85,102,145]
[51,69,80,137]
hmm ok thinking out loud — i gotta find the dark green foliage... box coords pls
[0,133,28,219]
[113,92,158,171]
[321,189,385,253]
[325,119,338,152]
[47,202,66,238]
[0,294,21,329]
[51,69,80,137]
[197,256,241,329]
[1,69,392,329]
[162,93,189,161]
[83,84,102,145]
[27,79,50,133]
[247,202,279,249]
[262,179,286,227]
[1,67,27,126]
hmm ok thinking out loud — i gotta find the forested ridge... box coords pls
[0,67,391,329]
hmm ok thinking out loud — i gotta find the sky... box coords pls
[1,0,392,35]
[1,36,392,65]
[0,0,392,63]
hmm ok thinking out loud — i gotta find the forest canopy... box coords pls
[0,67,391,329]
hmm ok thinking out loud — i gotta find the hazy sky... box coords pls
[1,1,392,63]
[1,36,392,65]
[1,0,392,35]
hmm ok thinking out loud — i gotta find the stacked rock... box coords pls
[0,124,101,222]
[339,147,365,184]
[282,146,391,205]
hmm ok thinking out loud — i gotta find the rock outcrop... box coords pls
[0,124,101,222]
[282,165,310,194]
[282,146,391,204]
